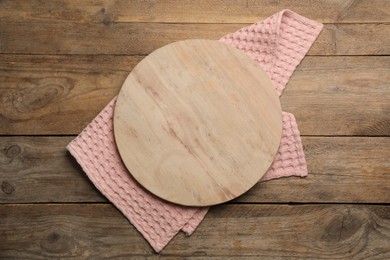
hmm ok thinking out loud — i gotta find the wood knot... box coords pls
[102,14,113,26]
[1,181,15,195]
[98,6,113,26]
[1,144,22,164]
[322,212,364,242]
[40,230,77,255]
[12,77,74,113]
[48,232,61,243]
[3,144,22,158]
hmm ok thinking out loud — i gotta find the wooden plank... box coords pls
[1,136,389,204]
[0,54,139,135]
[1,55,389,136]
[0,136,104,203]
[0,21,389,55]
[282,56,390,136]
[240,137,390,204]
[0,204,388,258]
[0,0,389,23]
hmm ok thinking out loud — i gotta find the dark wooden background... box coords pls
[1,1,389,258]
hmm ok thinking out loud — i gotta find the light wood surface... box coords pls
[0,1,389,258]
[114,39,282,206]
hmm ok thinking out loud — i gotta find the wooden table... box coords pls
[1,1,389,258]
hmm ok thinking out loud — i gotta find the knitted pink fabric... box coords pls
[221,9,323,96]
[67,9,323,252]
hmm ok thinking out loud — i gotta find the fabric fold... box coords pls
[67,9,323,252]
[68,98,202,252]
[261,112,307,181]
[220,9,323,96]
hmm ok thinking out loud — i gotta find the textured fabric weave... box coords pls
[67,9,323,252]
[220,9,323,96]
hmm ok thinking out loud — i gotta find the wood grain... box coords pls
[282,56,390,136]
[0,136,103,203]
[0,204,388,258]
[0,54,139,135]
[114,40,282,206]
[1,55,388,136]
[1,1,389,257]
[1,136,389,204]
[240,136,390,204]
[1,0,389,23]
[0,22,389,55]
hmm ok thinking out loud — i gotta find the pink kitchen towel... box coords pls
[67,9,323,252]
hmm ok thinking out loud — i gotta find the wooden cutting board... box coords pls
[114,39,282,206]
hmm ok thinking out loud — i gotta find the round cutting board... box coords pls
[114,39,282,206]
